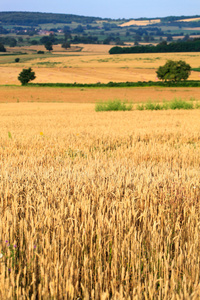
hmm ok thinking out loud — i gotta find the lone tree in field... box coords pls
[45,41,53,52]
[156,60,191,82]
[18,68,36,85]
[62,41,71,49]
[0,43,6,52]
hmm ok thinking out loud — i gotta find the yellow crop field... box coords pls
[1,103,200,298]
[1,50,200,85]
[120,17,200,27]
[177,17,200,22]
[5,44,113,56]
[120,19,161,27]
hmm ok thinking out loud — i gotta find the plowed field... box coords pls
[1,86,200,103]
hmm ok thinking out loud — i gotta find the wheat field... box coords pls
[0,103,200,299]
[120,19,161,27]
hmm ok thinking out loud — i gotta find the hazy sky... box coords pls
[0,0,200,19]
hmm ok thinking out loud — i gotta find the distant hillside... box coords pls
[1,12,200,27]
[0,11,104,26]
[120,16,200,27]
[161,15,200,22]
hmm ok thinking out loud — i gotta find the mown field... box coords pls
[1,45,200,85]
[1,45,200,105]
[0,103,200,299]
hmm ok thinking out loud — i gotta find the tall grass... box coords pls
[1,103,200,299]
[95,99,133,111]
[137,98,197,110]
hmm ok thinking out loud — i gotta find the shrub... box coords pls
[145,102,157,110]
[95,100,133,112]
[169,99,193,110]
[15,58,20,63]
[162,102,170,110]
[154,104,163,110]
[37,51,44,54]
[136,99,195,111]
[144,102,164,110]
[136,104,145,110]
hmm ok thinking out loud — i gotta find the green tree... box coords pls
[156,60,191,82]
[18,68,36,85]
[0,43,6,52]
[64,31,71,41]
[166,35,173,42]
[45,41,53,51]
[62,41,71,49]
[143,34,150,42]
[9,38,17,47]
[18,37,23,43]
[73,25,84,33]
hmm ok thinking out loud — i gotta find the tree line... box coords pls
[109,39,200,54]
[0,12,102,26]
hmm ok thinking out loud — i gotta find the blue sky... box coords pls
[1,0,200,19]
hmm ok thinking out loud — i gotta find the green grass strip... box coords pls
[95,100,133,112]
[136,99,197,111]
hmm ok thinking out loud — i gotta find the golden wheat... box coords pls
[120,19,161,27]
[0,103,200,299]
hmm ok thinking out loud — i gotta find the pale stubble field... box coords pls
[1,46,200,105]
[1,46,200,85]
